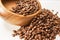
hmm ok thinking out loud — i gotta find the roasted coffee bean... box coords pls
[13,9,60,40]
[11,0,39,16]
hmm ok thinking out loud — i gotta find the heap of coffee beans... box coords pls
[11,0,39,16]
[13,9,60,40]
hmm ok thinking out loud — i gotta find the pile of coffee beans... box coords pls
[11,0,39,16]
[13,9,60,40]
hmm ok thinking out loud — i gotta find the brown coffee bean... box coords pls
[13,9,60,40]
[11,0,39,16]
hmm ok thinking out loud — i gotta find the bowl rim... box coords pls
[0,0,42,17]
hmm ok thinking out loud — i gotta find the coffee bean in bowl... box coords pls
[11,0,40,16]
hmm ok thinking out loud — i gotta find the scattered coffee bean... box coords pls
[13,9,60,40]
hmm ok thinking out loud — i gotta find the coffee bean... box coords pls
[11,0,39,16]
[13,9,60,40]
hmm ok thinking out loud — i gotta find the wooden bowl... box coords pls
[0,0,41,26]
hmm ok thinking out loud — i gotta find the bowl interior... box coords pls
[1,0,17,11]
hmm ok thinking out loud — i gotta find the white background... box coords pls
[0,0,60,40]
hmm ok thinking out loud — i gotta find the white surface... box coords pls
[0,0,60,40]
